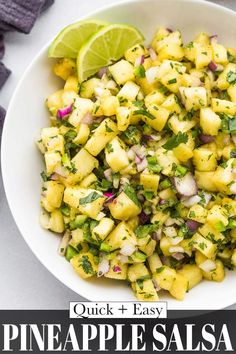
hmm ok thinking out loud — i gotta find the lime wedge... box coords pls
[77,24,145,82]
[48,19,108,58]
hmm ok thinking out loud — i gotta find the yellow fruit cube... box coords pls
[212,43,228,65]
[212,98,236,115]
[140,104,170,131]
[92,218,114,242]
[109,191,141,220]
[101,96,119,116]
[109,59,134,85]
[64,75,79,92]
[195,171,217,192]
[104,222,136,252]
[179,87,207,111]
[153,266,176,291]
[193,148,217,172]
[195,44,212,69]
[207,205,228,228]
[105,137,129,172]
[192,233,217,259]
[116,106,131,131]
[73,124,90,145]
[188,204,208,224]
[49,210,64,233]
[124,44,148,64]
[157,43,184,61]
[53,58,76,80]
[68,97,94,127]
[178,264,202,290]
[44,152,61,175]
[173,143,193,162]
[117,81,140,101]
[140,173,160,194]
[200,108,221,136]
[70,252,97,279]
[202,259,225,282]
[169,274,188,301]
[85,118,118,156]
[43,181,64,209]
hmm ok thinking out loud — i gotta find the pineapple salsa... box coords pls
[38,26,236,302]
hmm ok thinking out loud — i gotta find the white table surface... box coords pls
[0,0,235,309]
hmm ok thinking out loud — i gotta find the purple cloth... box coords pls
[0,0,54,132]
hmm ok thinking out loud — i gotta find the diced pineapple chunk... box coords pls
[85,118,118,156]
[153,266,176,291]
[68,97,94,127]
[140,103,170,131]
[169,273,188,301]
[140,173,160,194]
[64,76,79,92]
[173,143,193,162]
[178,264,202,290]
[73,124,90,144]
[41,127,60,146]
[49,210,64,233]
[70,252,97,278]
[227,85,236,102]
[179,87,207,111]
[151,210,170,225]
[192,233,217,259]
[193,147,217,172]
[105,137,129,172]
[206,205,228,229]
[157,43,184,62]
[92,218,115,242]
[216,63,236,90]
[213,164,234,194]
[188,204,208,224]
[200,108,221,136]
[195,171,217,192]
[43,181,64,209]
[117,81,140,101]
[155,148,179,177]
[212,98,236,115]
[144,90,166,106]
[128,263,149,282]
[103,222,136,252]
[79,173,97,188]
[53,58,76,80]
[168,114,197,134]
[64,187,105,219]
[202,259,225,282]
[80,78,101,98]
[109,191,141,221]
[134,279,159,301]
[116,106,131,131]
[105,257,128,280]
[147,252,162,273]
[221,198,236,217]
[195,44,212,69]
[109,59,135,85]
[44,151,61,175]
[212,43,228,65]
[66,148,98,185]
[46,90,63,116]
[162,94,182,114]
[199,223,224,242]
[101,96,119,116]
[153,30,183,52]
[124,44,148,64]
[231,249,236,267]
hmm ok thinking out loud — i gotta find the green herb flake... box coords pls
[135,224,155,238]
[162,132,188,150]
[134,64,146,78]
[133,109,156,120]
[168,78,177,85]
[123,183,140,207]
[156,266,165,273]
[79,191,103,205]
[226,71,236,85]
[80,255,94,274]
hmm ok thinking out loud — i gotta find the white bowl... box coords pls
[2,0,236,310]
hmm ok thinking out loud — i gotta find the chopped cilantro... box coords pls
[80,255,94,274]
[134,64,146,78]
[226,71,236,85]
[135,224,156,238]
[106,143,114,153]
[168,78,177,85]
[105,122,113,133]
[133,109,156,120]
[163,132,188,150]
[41,171,48,182]
[123,183,140,207]
[189,211,196,219]
[156,266,165,273]
[79,191,102,205]
[230,148,236,158]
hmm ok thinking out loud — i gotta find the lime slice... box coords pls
[77,24,145,82]
[48,19,108,58]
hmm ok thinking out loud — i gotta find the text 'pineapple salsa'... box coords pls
[38,25,236,301]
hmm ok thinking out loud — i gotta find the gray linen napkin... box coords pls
[0,0,54,132]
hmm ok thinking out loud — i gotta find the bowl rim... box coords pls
[1,0,236,308]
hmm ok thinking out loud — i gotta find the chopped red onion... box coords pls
[113,265,121,273]
[172,252,185,261]
[50,173,60,181]
[161,256,171,266]
[199,134,215,143]
[186,219,201,231]
[117,254,129,264]
[169,246,184,254]
[103,192,115,204]
[210,34,218,43]
[120,243,136,256]
[137,193,145,203]
[136,157,148,172]
[152,229,162,241]
[81,112,94,125]
[135,55,145,67]
[98,67,108,78]
[127,149,136,160]
[58,231,71,256]
[208,61,217,72]
[181,195,201,207]
[199,259,216,272]
[54,165,68,178]
[152,279,161,291]
[139,211,150,224]
[131,145,146,159]
[97,258,110,277]
[159,199,166,205]
[104,168,112,181]
[143,134,154,141]
[148,47,157,61]
[57,104,73,119]
[135,155,142,164]
[166,28,173,33]
[174,173,198,197]
[230,182,236,194]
